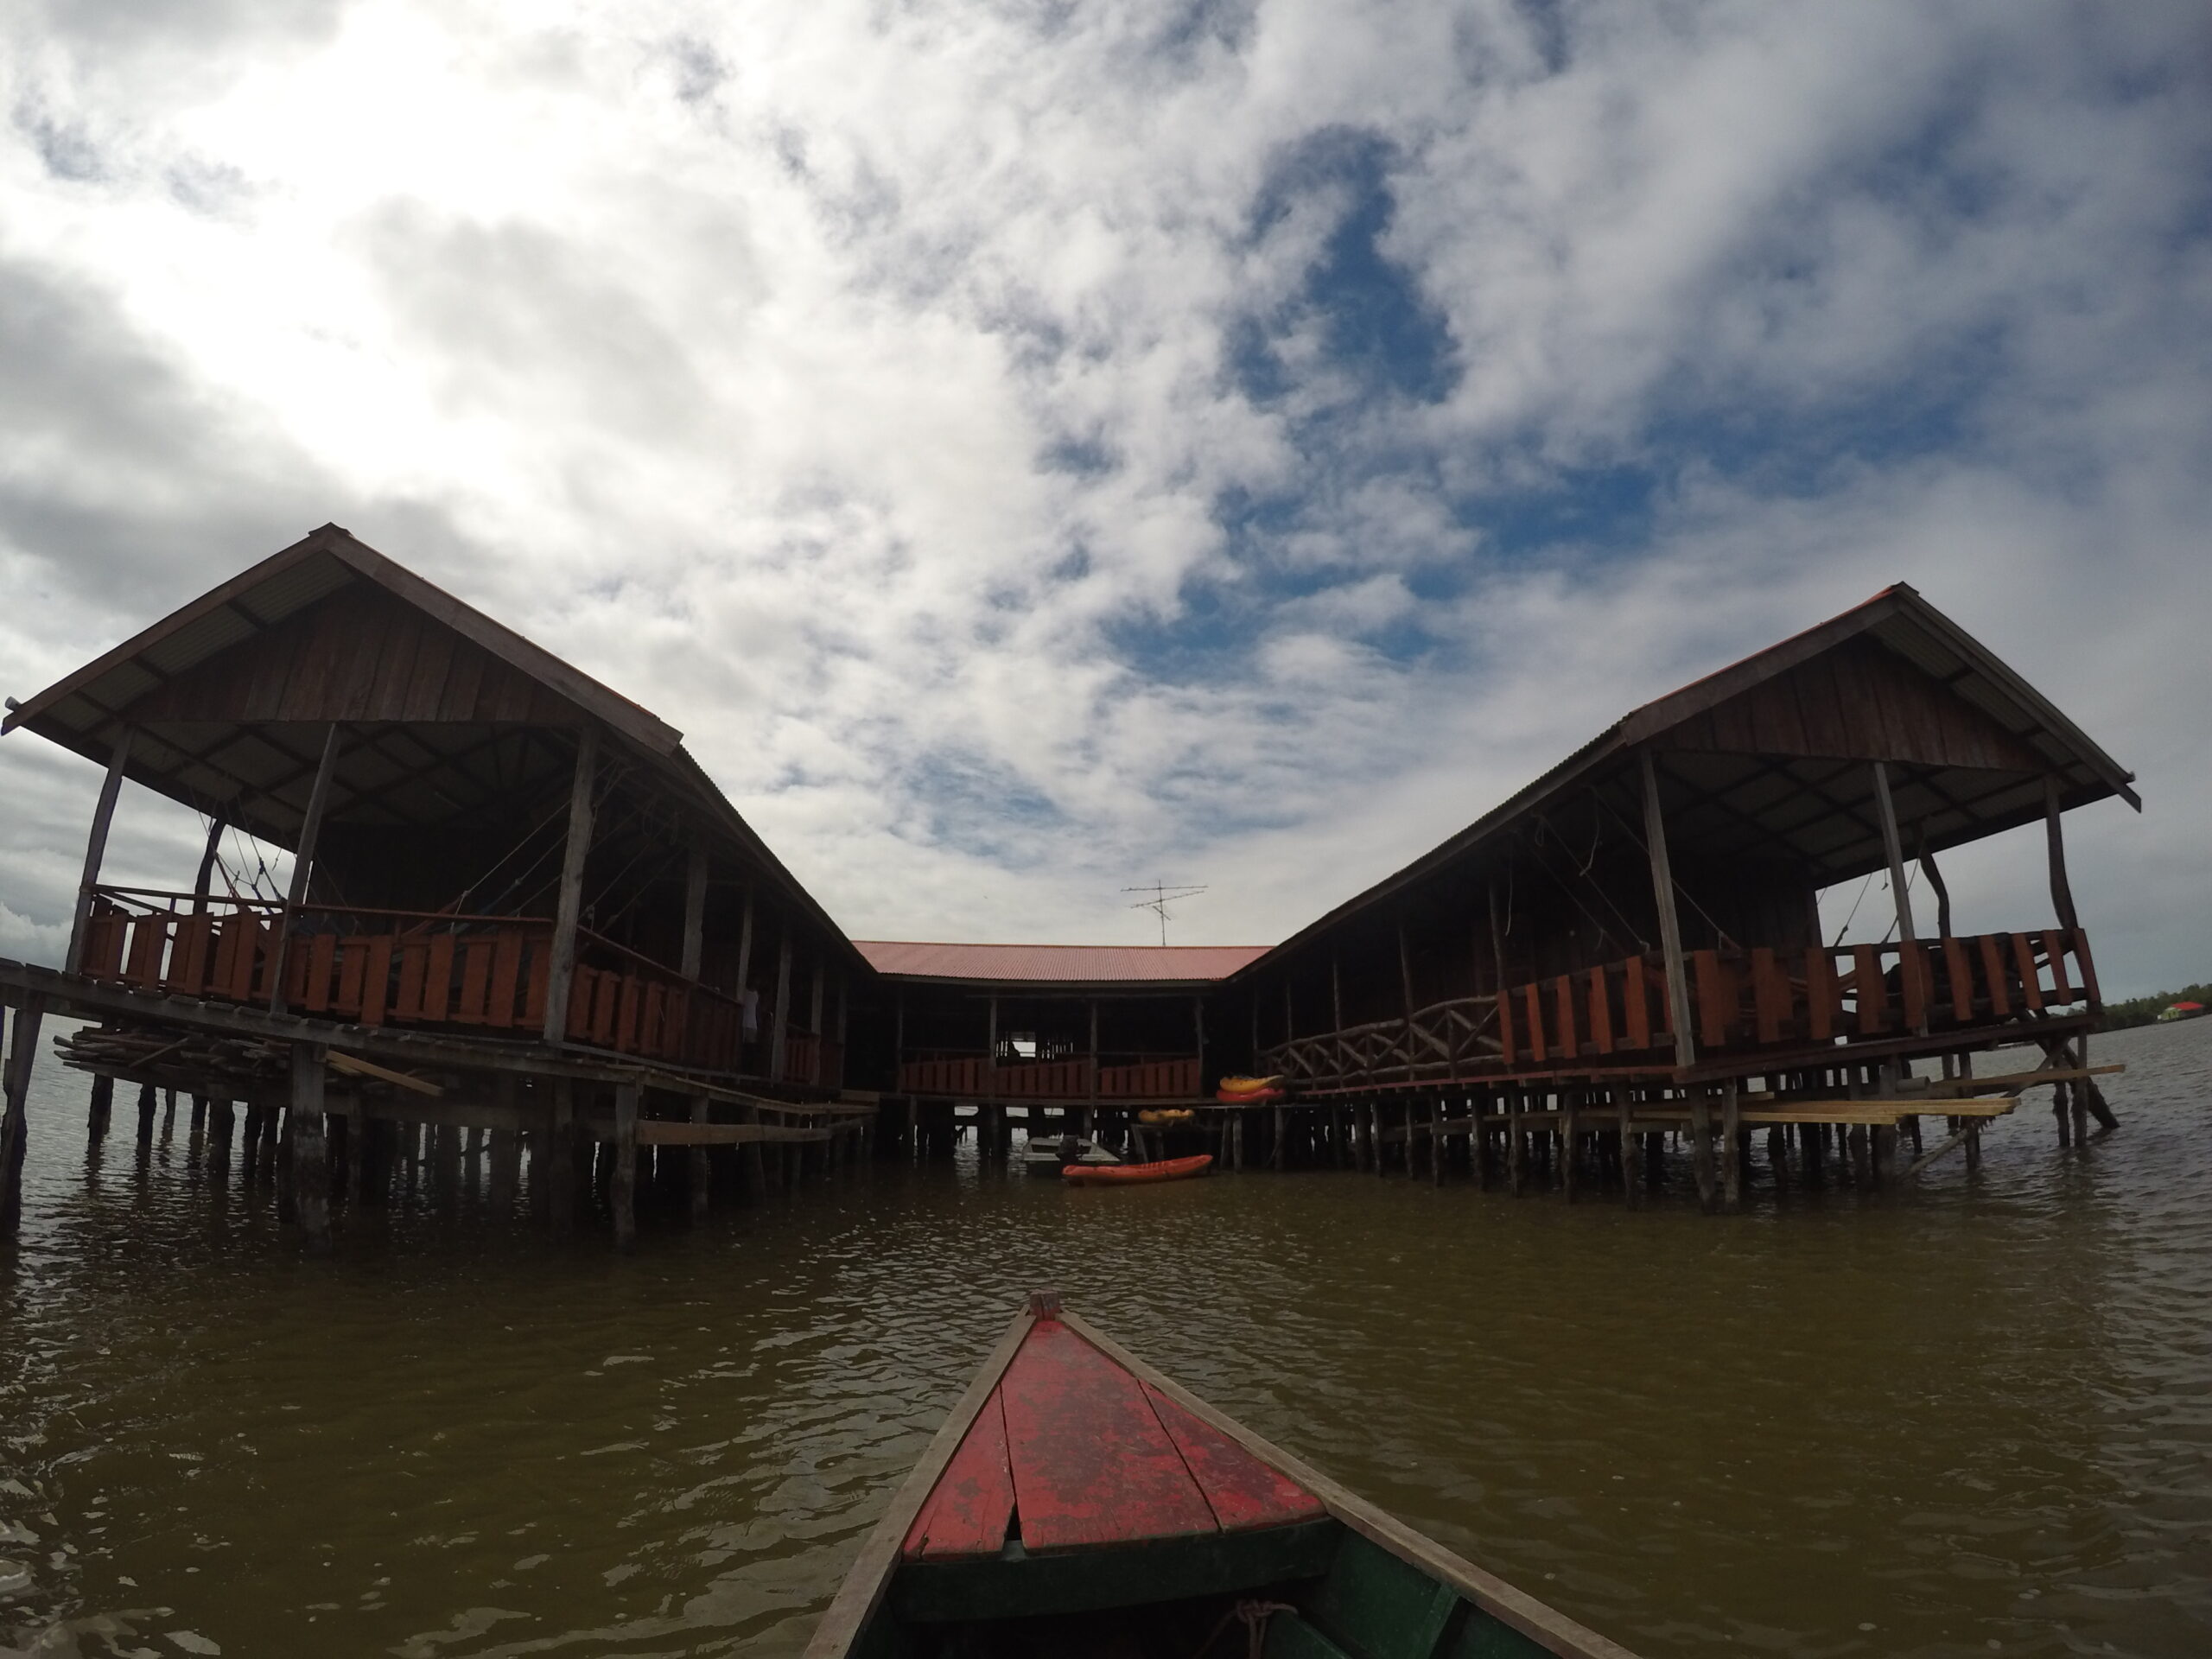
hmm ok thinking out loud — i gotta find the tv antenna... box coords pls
[1124,880,1206,946]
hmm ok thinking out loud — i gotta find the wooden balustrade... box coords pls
[1265,927,2098,1087]
[780,1032,843,1088]
[896,1053,1200,1100]
[77,888,747,1071]
[1268,997,1499,1090]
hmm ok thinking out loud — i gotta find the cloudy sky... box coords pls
[1,0,2206,994]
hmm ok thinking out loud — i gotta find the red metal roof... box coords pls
[851,941,1270,983]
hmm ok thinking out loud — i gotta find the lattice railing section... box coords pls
[897,1054,1202,1099]
[1266,928,2097,1085]
[780,1032,842,1089]
[1267,997,1501,1090]
[79,888,747,1071]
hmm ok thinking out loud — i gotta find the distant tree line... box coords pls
[2100,982,2212,1032]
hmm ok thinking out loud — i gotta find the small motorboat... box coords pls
[805,1292,1637,1659]
[1062,1154,1213,1186]
[1022,1136,1122,1176]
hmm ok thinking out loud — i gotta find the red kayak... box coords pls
[1062,1154,1213,1185]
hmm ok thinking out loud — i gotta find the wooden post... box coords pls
[191,813,226,916]
[835,974,849,1090]
[1869,760,1929,1039]
[289,1043,332,1251]
[1487,881,1509,1000]
[1431,1099,1444,1186]
[1690,1089,1717,1212]
[1507,1094,1525,1195]
[1638,750,1696,1067]
[734,884,756,1060]
[2044,777,2082,932]
[809,960,826,1085]
[986,994,999,1102]
[1397,919,1417,1083]
[64,728,135,976]
[1870,762,1919,947]
[1721,1077,1742,1211]
[136,1081,157,1146]
[1087,999,1099,1105]
[1274,1103,1287,1172]
[770,930,792,1082]
[268,723,343,1014]
[1560,1096,1579,1200]
[1618,1090,1639,1209]
[672,842,715,1202]
[689,1095,710,1221]
[539,734,601,1044]
[87,1074,113,1143]
[548,1081,577,1236]
[1195,995,1207,1090]
[489,1082,520,1212]
[1,1001,46,1235]
[680,843,708,982]
[613,1081,639,1250]
[1916,835,1954,942]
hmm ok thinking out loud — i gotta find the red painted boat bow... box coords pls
[903,1311,1324,1561]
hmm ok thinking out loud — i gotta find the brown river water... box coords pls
[3,1016,2209,1658]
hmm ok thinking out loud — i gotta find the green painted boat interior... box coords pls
[858,1520,1556,1659]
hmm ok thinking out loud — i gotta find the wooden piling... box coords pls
[136,1082,157,1145]
[0,1001,46,1235]
[689,1095,711,1222]
[548,1081,577,1237]
[1618,1092,1639,1210]
[613,1082,639,1251]
[289,1044,331,1251]
[88,1073,114,1143]
[1690,1090,1717,1212]
[1560,1097,1579,1202]
[1720,1079,1742,1211]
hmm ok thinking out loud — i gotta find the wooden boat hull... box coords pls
[806,1294,1640,1659]
[1061,1154,1213,1185]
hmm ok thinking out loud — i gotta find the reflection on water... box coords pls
[3,1017,2209,1657]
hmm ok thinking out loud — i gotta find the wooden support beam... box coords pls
[613,1081,639,1250]
[688,1093,711,1220]
[2044,776,2082,935]
[1721,1077,1741,1211]
[0,1001,45,1234]
[289,1042,332,1251]
[1916,832,1954,942]
[1690,1089,1717,1212]
[541,726,600,1045]
[191,812,226,918]
[268,724,343,1015]
[1638,750,1696,1067]
[770,929,792,1083]
[680,842,708,983]
[65,728,135,976]
[1870,760,1925,1037]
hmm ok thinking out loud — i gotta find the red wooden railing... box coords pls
[1494,927,2098,1066]
[78,888,747,1071]
[780,1032,842,1089]
[897,1052,1201,1099]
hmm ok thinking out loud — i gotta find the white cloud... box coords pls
[0,0,2204,994]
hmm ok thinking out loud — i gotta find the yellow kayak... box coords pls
[1136,1108,1196,1127]
[1215,1075,1283,1097]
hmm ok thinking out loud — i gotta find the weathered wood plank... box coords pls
[998,1319,1216,1552]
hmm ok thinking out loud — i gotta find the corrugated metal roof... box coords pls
[853,941,1271,983]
